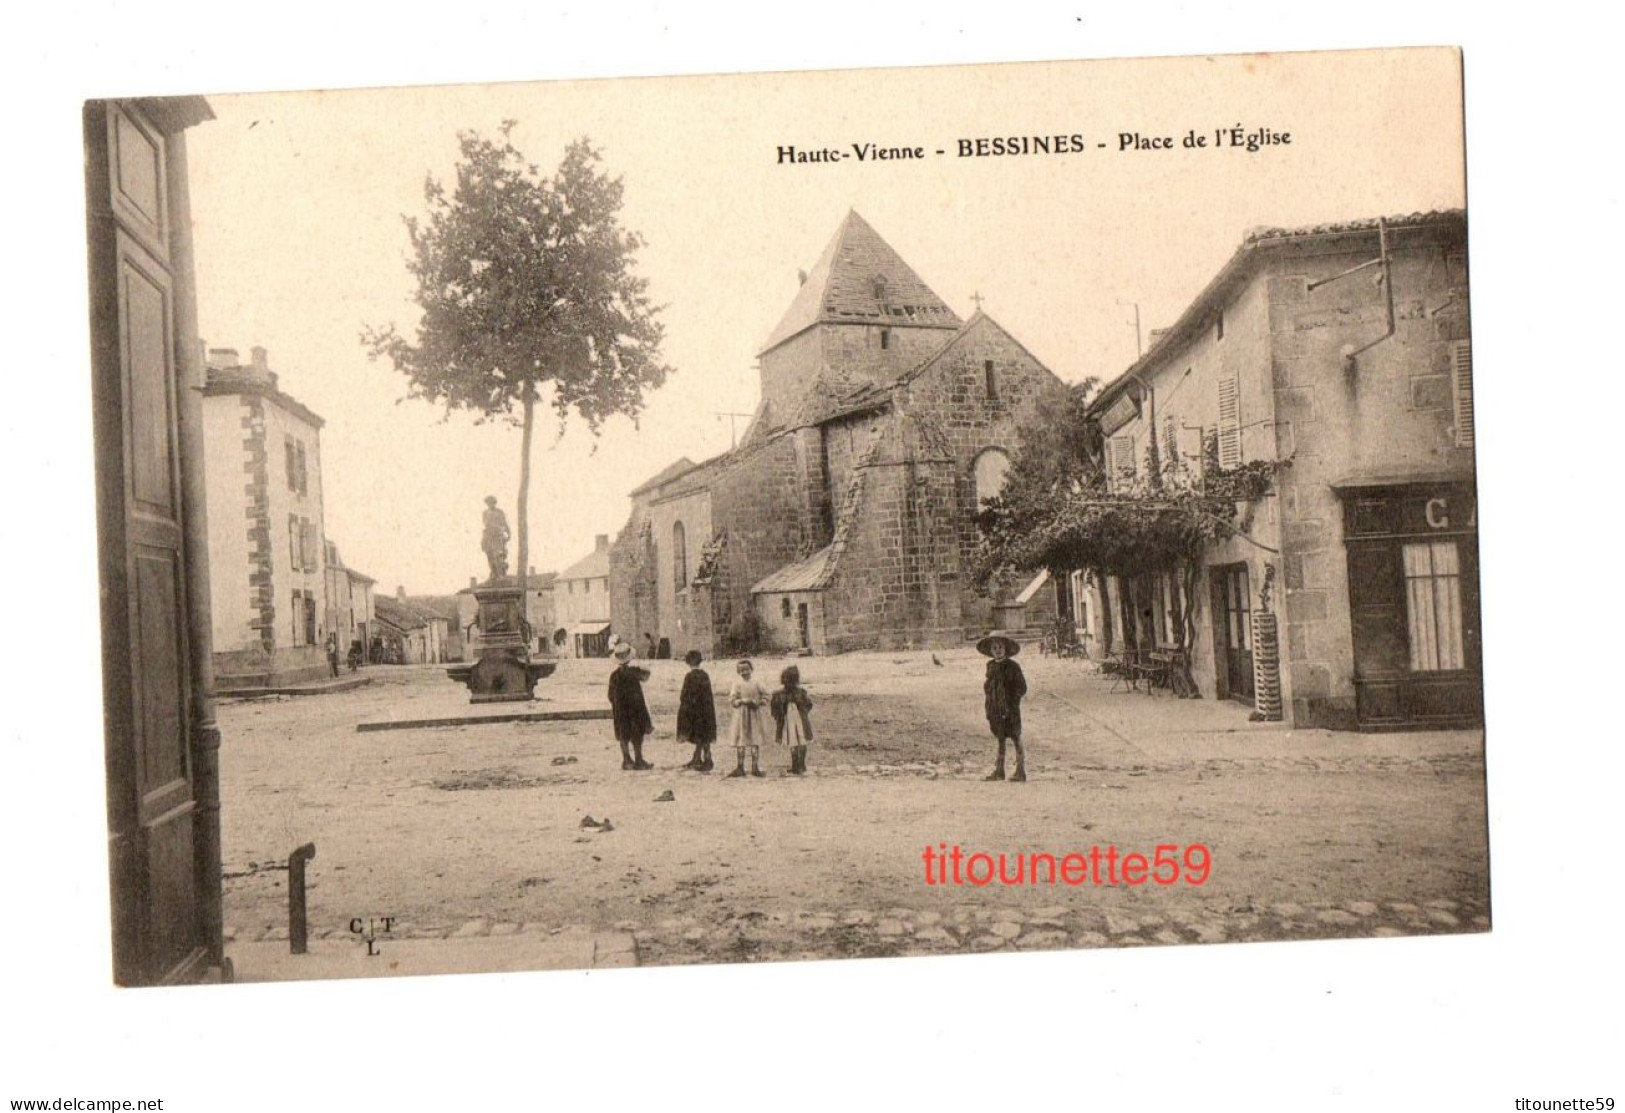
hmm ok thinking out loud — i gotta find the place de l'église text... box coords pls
[777,127,1292,165]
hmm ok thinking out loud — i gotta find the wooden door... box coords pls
[1215,564,1254,702]
[797,603,811,651]
[88,98,221,984]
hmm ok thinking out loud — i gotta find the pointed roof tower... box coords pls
[759,210,962,355]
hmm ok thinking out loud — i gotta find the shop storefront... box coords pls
[1337,474,1482,730]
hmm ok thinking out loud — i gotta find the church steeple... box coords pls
[759,210,961,356]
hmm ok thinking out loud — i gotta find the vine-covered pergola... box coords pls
[976,408,1283,695]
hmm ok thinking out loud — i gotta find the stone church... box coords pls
[609,211,1064,656]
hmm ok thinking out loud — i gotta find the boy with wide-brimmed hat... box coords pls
[977,631,1028,782]
[607,642,654,770]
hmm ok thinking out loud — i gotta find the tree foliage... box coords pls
[975,394,1286,590]
[363,122,671,432]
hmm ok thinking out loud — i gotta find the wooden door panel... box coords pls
[120,250,178,518]
[142,801,198,977]
[131,546,188,798]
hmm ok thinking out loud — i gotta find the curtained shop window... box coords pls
[1403,541,1465,671]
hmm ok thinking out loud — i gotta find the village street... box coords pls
[217,651,1488,972]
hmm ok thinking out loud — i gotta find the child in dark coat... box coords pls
[770,665,814,776]
[607,642,654,770]
[978,632,1028,782]
[676,650,717,772]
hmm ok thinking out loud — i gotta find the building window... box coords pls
[973,447,1012,506]
[673,521,688,590]
[1106,435,1135,489]
[781,597,792,619]
[1217,376,1242,468]
[984,360,997,400]
[296,441,308,495]
[285,437,298,492]
[1403,541,1465,671]
[288,515,301,571]
[880,327,891,350]
[291,591,302,644]
[568,581,574,595]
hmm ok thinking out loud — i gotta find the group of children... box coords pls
[605,631,1027,781]
[607,644,815,777]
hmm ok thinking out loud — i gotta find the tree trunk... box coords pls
[516,380,536,645]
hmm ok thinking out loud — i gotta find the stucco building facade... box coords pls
[199,347,337,686]
[1075,211,1476,730]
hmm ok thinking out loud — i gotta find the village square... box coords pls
[191,205,1484,977]
[86,55,1484,984]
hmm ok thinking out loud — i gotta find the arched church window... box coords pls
[672,521,688,590]
[974,447,1012,506]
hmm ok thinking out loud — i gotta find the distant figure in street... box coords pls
[725,659,771,778]
[771,665,814,776]
[676,650,717,772]
[347,639,363,672]
[979,632,1028,782]
[481,495,511,581]
[644,632,657,659]
[608,642,654,771]
[325,632,340,678]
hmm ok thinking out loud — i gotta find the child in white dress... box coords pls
[725,659,771,778]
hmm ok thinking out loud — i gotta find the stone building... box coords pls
[556,536,614,658]
[1075,211,1476,730]
[199,346,336,686]
[611,210,1062,656]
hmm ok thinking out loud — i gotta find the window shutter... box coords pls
[1451,340,1474,448]
[1217,377,1242,468]
[1109,435,1135,488]
[1162,415,1178,472]
[289,515,300,570]
[296,442,308,494]
[285,438,297,491]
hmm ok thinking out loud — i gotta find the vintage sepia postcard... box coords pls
[85,45,1483,987]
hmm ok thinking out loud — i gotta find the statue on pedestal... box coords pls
[481,495,510,581]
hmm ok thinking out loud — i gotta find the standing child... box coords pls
[676,650,717,772]
[771,665,814,776]
[978,632,1028,782]
[724,659,770,778]
[607,642,654,771]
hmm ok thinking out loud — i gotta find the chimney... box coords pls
[529,566,537,577]
[1147,328,1170,347]
[469,577,477,590]
[797,268,808,286]
[396,585,406,599]
[251,346,269,372]
[208,347,239,369]
[595,534,609,551]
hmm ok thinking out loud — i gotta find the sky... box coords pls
[184,49,1465,596]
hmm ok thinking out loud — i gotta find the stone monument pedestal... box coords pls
[446,580,557,703]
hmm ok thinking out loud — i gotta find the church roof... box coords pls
[630,457,698,497]
[751,545,834,594]
[759,210,961,355]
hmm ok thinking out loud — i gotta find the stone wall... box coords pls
[706,435,807,650]
[895,315,1066,637]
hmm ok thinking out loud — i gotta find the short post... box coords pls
[288,843,316,955]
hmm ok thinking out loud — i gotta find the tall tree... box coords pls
[364,122,671,604]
